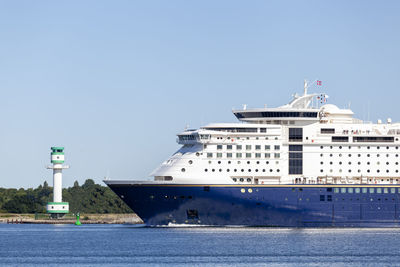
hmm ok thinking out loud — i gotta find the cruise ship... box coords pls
[105,81,400,227]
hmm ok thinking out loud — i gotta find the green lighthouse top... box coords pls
[51,147,64,154]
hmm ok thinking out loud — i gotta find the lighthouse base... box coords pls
[46,202,69,218]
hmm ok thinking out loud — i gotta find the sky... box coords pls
[0,0,400,188]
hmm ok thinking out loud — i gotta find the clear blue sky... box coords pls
[1,0,399,188]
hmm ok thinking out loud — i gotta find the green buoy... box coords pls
[75,212,81,226]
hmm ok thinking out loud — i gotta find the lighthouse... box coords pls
[46,147,69,218]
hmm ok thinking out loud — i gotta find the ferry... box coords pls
[105,81,400,227]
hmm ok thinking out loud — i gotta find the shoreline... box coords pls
[0,213,143,224]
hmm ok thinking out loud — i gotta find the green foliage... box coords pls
[0,180,131,214]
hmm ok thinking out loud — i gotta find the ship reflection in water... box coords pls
[0,224,398,266]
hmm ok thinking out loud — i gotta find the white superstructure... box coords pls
[46,147,69,216]
[150,81,400,185]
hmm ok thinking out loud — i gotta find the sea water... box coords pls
[0,224,399,266]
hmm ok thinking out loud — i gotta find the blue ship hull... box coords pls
[107,184,400,227]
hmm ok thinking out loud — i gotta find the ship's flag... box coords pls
[317,80,322,86]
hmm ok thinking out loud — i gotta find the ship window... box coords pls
[320,195,325,201]
[391,188,396,194]
[369,188,375,193]
[255,153,261,158]
[236,153,242,158]
[260,128,267,133]
[274,145,280,150]
[246,153,251,158]
[341,188,346,193]
[246,145,251,150]
[377,188,382,194]
[321,128,335,134]
[289,128,303,142]
[327,195,332,201]
[355,188,360,193]
[237,145,242,150]
[204,169,208,172]
[227,145,232,150]
[327,188,332,192]
[227,153,232,158]
[348,188,354,193]
[265,145,270,150]
[265,153,271,158]
[362,188,368,193]
[217,153,222,158]
[207,153,213,158]
[274,153,280,159]
[384,188,389,194]
[332,136,349,142]
[255,145,261,150]
[217,145,223,150]
[353,136,394,143]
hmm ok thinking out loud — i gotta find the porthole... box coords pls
[233,178,237,182]
[241,169,244,172]
[262,169,266,172]
[255,169,259,172]
[330,162,333,165]
[348,162,351,165]
[358,154,361,157]
[377,154,380,157]
[396,162,399,165]
[367,162,370,165]
[247,178,251,182]
[181,168,186,172]
[269,169,273,172]
[208,161,212,164]
[227,169,230,172]
[348,169,351,173]
[397,154,399,157]
[320,154,323,157]
[266,161,269,164]
[320,146,323,149]
[377,170,380,173]
[320,162,323,165]
[397,170,399,173]
[277,169,280,172]
[188,160,193,165]
[234,169,237,172]
[240,178,244,182]
[218,161,221,164]
[248,169,251,172]
[367,170,370,173]
[330,154,333,157]
[320,169,323,173]
[367,146,370,149]
[339,162,342,165]
[339,146,342,149]
[330,146,333,149]
[377,146,380,149]
[386,154,389,157]
[205,169,208,172]
[212,169,215,172]
[248,188,253,193]
[348,154,351,157]
[358,162,361,165]
[228,161,231,164]
[386,170,390,173]
[358,169,361,173]
[367,154,370,157]
[196,152,200,157]
[256,161,260,164]
[387,146,390,150]
[330,169,333,172]
[386,162,389,165]
[247,161,250,164]
[238,161,241,164]
[219,169,222,172]
[349,146,352,149]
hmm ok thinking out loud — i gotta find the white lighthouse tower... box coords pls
[46,147,69,218]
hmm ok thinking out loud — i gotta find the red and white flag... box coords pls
[317,80,322,86]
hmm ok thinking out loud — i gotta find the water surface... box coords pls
[0,224,398,266]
